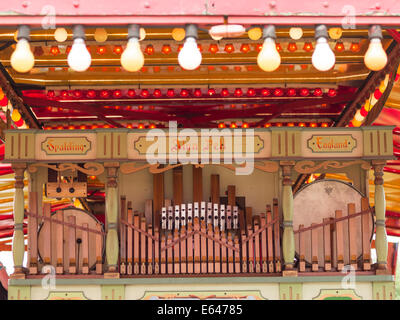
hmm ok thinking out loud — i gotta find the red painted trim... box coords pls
[386,211,400,218]
[387,29,400,44]
[228,16,400,26]
[0,15,225,27]
[387,230,400,237]
[384,167,400,174]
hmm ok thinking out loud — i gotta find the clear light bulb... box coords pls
[67,38,91,72]
[10,38,34,73]
[312,37,335,71]
[121,37,144,72]
[257,37,281,72]
[364,38,387,71]
[178,37,202,70]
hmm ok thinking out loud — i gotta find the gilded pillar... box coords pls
[280,161,296,274]
[104,162,120,276]
[372,160,387,271]
[12,163,26,278]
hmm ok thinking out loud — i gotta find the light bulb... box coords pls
[257,37,281,72]
[312,37,335,71]
[364,38,387,71]
[178,37,202,70]
[121,37,144,72]
[67,38,91,72]
[10,38,34,73]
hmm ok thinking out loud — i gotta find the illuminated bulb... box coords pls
[364,39,387,71]
[364,26,388,72]
[113,45,123,55]
[312,25,335,72]
[303,42,313,52]
[289,27,303,40]
[178,37,202,70]
[312,38,335,71]
[224,44,235,53]
[287,42,297,52]
[209,44,219,54]
[54,28,68,42]
[121,38,144,72]
[161,44,172,54]
[335,42,345,52]
[177,24,202,70]
[68,26,91,72]
[257,26,281,72]
[11,31,35,73]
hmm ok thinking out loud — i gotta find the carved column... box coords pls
[104,162,120,277]
[280,161,296,276]
[11,163,26,278]
[372,160,388,272]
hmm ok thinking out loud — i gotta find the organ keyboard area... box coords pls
[119,197,282,276]
[161,202,239,232]
[118,172,282,276]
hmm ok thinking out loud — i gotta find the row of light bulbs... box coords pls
[11,24,388,73]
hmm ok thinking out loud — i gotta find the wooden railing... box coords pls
[294,197,372,272]
[24,191,375,277]
[26,191,104,275]
[119,198,282,275]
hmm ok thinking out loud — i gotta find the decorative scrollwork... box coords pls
[120,162,153,174]
[294,160,371,174]
[120,162,184,174]
[148,163,183,174]
[254,161,279,173]
[28,162,104,176]
[218,161,279,173]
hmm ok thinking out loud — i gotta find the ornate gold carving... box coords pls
[140,290,266,300]
[217,161,278,173]
[120,162,195,174]
[148,163,182,174]
[105,163,119,188]
[12,163,26,189]
[28,162,104,176]
[255,161,279,173]
[372,160,386,186]
[294,160,371,174]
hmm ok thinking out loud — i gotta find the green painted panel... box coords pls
[112,131,128,159]
[372,281,395,300]
[101,285,125,300]
[96,131,112,159]
[313,289,362,300]
[279,283,302,300]
[8,285,31,300]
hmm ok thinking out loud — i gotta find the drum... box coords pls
[38,208,104,273]
[293,179,374,268]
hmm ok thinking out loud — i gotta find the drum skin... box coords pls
[293,179,373,268]
[38,208,104,273]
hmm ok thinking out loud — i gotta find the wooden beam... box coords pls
[173,166,183,205]
[0,63,40,129]
[192,165,203,203]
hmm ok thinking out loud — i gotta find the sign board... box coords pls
[3,127,395,163]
